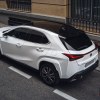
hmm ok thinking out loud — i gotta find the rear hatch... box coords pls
[68,44,97,67]
[59,26,98,67]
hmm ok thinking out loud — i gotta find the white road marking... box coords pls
[9,66,32,79]
[53,89,78,100]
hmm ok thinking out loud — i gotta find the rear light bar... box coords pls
[63,53,84,61]
[63,43,98,61]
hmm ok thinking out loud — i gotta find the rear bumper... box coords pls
[67,60,99,81]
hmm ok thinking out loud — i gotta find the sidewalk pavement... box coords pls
[0,23,7,27]
[96,52,100,71]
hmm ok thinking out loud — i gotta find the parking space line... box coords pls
[9,66,32,79]
[53,89,77,100]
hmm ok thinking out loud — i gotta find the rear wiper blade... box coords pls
[78,45,88,50]
[59,35,66,39]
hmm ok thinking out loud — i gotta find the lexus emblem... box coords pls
[90,53,92,57]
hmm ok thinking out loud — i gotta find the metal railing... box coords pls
[3,0,100,35]
[6,0,31,12]
[67,0,100,35]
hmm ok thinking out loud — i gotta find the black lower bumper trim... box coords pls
[68,60,99,81]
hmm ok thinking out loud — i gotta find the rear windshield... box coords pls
[59,27,92,50]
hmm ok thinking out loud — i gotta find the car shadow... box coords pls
[0,55,97,88]
[55,72,93,89]
[0,56,40,80]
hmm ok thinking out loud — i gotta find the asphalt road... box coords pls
[0,53,99,100]
[0,23,100,100]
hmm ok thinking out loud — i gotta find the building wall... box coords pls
[0,0,70,18]
[32,0,68,17]
[0,0,7,9]
[0,0,99,37]
[31,0,70,17]
[0,0,8,24]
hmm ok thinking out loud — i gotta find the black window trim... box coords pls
[4,27,50,45]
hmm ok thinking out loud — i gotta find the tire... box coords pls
[40,63,60,86]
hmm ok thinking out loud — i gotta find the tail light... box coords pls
[94,43,98,49]
[94,40,100,48]
[63,53,84,61]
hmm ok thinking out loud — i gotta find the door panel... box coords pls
[1,36,50,69]
[1,36,25,61]
[21,41,50,69]
[1,27,51,69]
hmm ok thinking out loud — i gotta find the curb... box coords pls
[96,68,100,71]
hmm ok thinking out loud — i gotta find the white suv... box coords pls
[0,25,99,86]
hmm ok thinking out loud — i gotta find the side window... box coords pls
[5,27,49,44]
[28,30,49,44]
[6,28,30,41]
[4,30,15,36]
[13,28,29,41]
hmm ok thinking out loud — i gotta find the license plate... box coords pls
[85,59,94,67]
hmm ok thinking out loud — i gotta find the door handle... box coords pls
[36,48,44,52]
[16,43,22,47]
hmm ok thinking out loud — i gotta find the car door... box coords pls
[0,28,30,62]
[20,29,50,69]
[1,27,50,69]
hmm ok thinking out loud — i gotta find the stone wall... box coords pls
[32,0,70,17]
